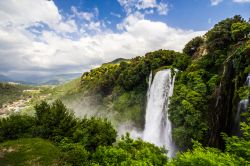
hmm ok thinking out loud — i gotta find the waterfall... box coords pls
[234,74,250,136]
[143,69,176,158]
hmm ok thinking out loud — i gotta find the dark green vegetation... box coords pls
[61,16,250,151]
[1,100,250,165]
[51,42,191,130]
[0,15,249,165]
[0,83,34,108]
[59,49,190,128]
[169,15,250,149]
[0,100,169,165]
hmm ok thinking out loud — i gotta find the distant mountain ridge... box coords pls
[24,73,83,85]
[0,73,82,85]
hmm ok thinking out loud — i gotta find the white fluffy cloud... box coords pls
[0,0,205,79]
[0,0,77,34]
[210,0,223,6]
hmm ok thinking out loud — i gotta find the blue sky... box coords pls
[53,0,250,31]
[0,0,249,80]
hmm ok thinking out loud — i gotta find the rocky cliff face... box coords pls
[208,61,235,148]
[207,45,249,149]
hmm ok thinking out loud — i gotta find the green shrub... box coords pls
[34,100,77,141]
[73,117,117,151]
[92,134,168,166]
[169,142,245,166]
[0,114,35,141]
[59,141,90,166]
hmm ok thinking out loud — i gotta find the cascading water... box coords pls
[234,74,250,136]
[143,69,176,158]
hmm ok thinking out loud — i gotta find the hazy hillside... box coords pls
[22,73,82,85]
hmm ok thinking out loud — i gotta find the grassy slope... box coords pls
[50,78,81,100]
[0,138,61,166]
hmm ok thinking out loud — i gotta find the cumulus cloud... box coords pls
[0,0,78,34]
[210,0,223,6]
[0,0,205,79]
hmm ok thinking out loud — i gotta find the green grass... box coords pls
[50,78,81,100]
[0,138,61,166]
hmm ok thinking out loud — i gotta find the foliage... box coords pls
[34,100,77,141]
[92,133,168,166]
[169,15,250,149]
[113,88,146,128]
[78,50,191,128]
[205,15,245,52]
[59,140,90,166]
[72,117,117,151]
[169,70,208,148]
[169,142,245,166]
[224,111,250,162]
[81,64,120,95]
[0,114,35,142]
[231,22,250,41]
[51,78,82,99]
[81,50,190,93]
[1,15,250,165]
[183,36,204,57]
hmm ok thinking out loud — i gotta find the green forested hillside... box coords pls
[1,15,248,165]
[77,15,249,147]
[57,16,249,144]
[169,15,250,149]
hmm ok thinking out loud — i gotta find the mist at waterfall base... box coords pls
[234,74,250,136]
[143,69,177,158]
[64,69,178,157]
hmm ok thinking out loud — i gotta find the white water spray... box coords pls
[143,69,176,158]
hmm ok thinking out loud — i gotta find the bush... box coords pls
[92,134,168,165]
[0,114,35,141]
[34,100,77,141]
[59,140,90,166]
[72,117,117,151]
[169,142,245,166]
